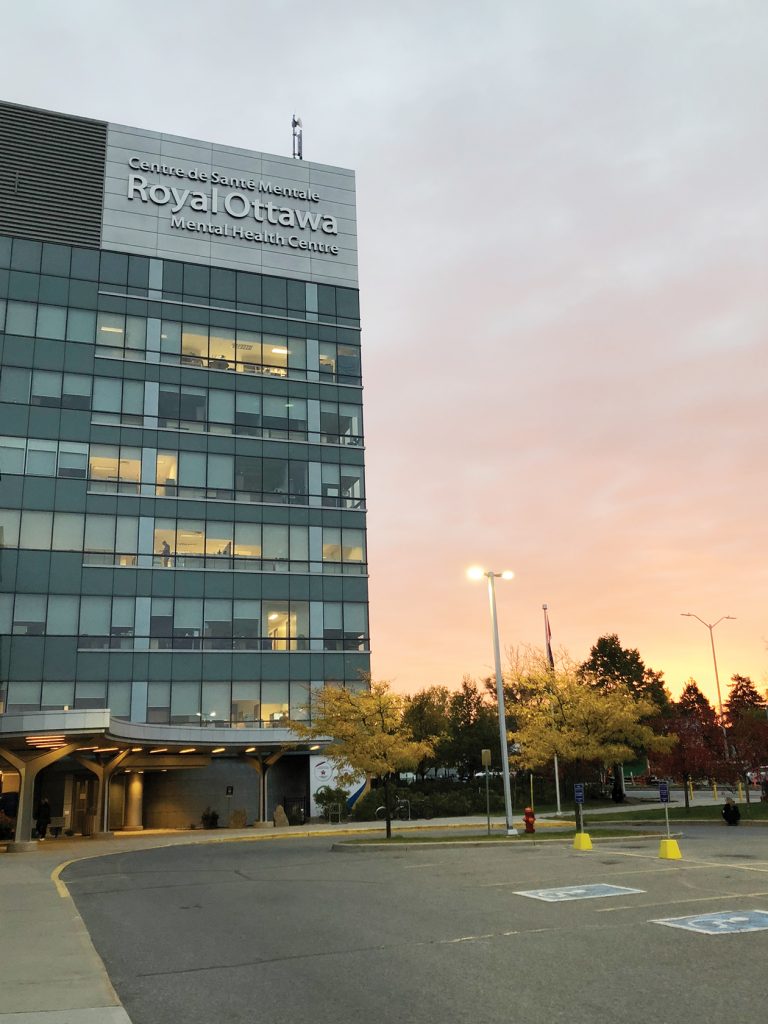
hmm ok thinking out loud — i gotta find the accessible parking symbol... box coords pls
[515,884,645,902]
[652,910,768,935]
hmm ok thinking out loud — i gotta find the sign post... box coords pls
[658,780,682,860]
[481,748,492,836]
[572,783,591,851]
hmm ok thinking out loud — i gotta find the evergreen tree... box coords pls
[725,674,767,721]
[677,679,716,722]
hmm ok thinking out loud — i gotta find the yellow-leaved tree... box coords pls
[509,663,674,789]
[291,680,434,838]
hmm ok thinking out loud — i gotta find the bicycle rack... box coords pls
[327,802,343,823]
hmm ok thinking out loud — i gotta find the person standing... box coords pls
[721,797,741,826]
[35,797,52,840]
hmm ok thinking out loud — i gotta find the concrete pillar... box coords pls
[124,772,144,831]
[0,743,80,852]
[74,750,129,836]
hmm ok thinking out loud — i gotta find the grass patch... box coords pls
[592,802,768,823]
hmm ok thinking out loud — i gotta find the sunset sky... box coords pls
[2,1,766,707]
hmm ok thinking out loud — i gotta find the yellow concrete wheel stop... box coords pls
[572,832,592,851]
[659,838,682,860]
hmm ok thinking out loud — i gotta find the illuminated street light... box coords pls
[681,612,735,758]
[467,567,517,836]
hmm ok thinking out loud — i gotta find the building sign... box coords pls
[101,123,357,285]
[126,157,340,254]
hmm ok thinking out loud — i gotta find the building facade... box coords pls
[0,101,368,842]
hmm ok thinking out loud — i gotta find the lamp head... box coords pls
[501,570,514,580]
[467,566,485,581]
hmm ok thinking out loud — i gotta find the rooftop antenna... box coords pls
[292,114,303,160]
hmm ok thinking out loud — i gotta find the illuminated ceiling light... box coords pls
[93,747,119,753]
[26,735,66,748]
[211,747,226,754]
[99,326,124,334]
[245,746,256,753]
[179,748,196,754]
[149,748,168,754]
[271,347,289,354]
[130,747,143,752]
[268,613,279,621]
[76,745,99,751]
[309,744,320,751]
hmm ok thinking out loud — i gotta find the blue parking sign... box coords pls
[574,783,585,804]
[659,781,669,803]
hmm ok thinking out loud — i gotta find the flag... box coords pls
[543,604,555,670]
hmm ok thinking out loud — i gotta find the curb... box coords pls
[331,831,670,852]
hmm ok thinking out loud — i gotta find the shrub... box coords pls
[314,785,349,820]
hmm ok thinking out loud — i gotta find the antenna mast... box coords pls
[292,115,303,160]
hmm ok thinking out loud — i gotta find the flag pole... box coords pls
[543,603,562,816]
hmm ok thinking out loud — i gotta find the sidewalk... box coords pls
[0,796,719,1023]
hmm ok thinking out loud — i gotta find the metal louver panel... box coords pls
[0,100,107,247]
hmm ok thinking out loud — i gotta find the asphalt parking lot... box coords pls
[63,824,768,1024]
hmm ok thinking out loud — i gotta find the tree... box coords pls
[580,634,671,711]
[441,677,500,778]
[509,665,674,785]
[291,681,433,838]
[580,634,671,800]
[651,711,726,808]
[725,675,767,722]
[402,686,451,778]
[677,680,715,721]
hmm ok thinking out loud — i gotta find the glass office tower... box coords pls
[0,100,368,831]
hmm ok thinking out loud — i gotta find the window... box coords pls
[89,445,140,492]
[262,681,289,724]
[52,512,85,550]
[174,599,202,649]
[204,598,231,649]
[0,508,20,547]
[205,521,233,567]
[232,682,260,725]
[156,451,178,496]
[234,522,261,562]
[66,308,96,344]
[47,595,79,635]
[62,373,91,410]
[20,511,53,550]
[235,393,260,435]
[5,300,36,336]
[26,440,57,476]
[320,402,363,445]
[96,312,146,358]
[209,328,235,370]
[175,519,205,565]
[13,594,47,635]
[181,323,208,366]
[31,370,61,407]
[115,516,138,566]
[78,596,111,647]
[147,680,171,721]
[150,598,173,649]
[84,514,116,562]
[111,597,135,649]
[154,520,176,567]
[0,367,30,404]
[36,305,67,340]
[321,464,365,508]
[233,600,260,649]
[322,527,366,572]
[58,442,88,479]
[0,436,25,474]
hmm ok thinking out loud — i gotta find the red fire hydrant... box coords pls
[523,807,536,833]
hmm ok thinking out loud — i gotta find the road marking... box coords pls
[652,909,768,935]
[595,890,768,913]
[51,859,75,898]
[515,883,645,902]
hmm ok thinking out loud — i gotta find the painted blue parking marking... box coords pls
[515,884,645,902]
[652,910,768,935]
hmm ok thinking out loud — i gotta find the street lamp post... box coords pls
[468,567,517,836]
[680,613,735,758]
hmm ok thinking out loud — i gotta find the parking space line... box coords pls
[594,890,768,913]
